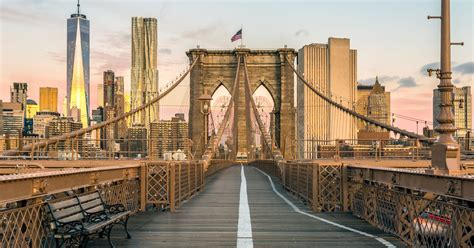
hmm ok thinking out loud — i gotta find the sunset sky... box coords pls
[0,0,472,133]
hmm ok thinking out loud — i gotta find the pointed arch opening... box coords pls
[209,83,232,154]
[252,84,275,152]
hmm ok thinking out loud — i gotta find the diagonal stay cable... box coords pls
[202,55,242,161]
[242,56,283,161]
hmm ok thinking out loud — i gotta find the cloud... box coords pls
[419,62,440,74]
[453,62,474,74]
[49,51,66,64]
[358,75,399,85]
[92,50,130,76]
[294,29,309,37]
[97,32,130,51]
[159,48,172,55]
[396,77,417,89]
[178,25,219,40]
[0,7,38,23]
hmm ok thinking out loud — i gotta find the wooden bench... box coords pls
[46,191,132,247]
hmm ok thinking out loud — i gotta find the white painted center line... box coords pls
[237,165,253,248]
[254,167,396,248]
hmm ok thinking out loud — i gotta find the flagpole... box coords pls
[241,24,243,48]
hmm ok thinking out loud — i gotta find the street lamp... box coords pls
[427,0,463,174]
[199,93,213,148]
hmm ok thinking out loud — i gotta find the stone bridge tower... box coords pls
[187,48,296,159]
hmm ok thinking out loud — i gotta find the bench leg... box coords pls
[122,217,131,239]
[105,225,115,248]
[79,235,89,248]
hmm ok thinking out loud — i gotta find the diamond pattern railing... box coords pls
[351,183,473,247]
[0,178,140,248]
[251,159,473,247]
[252,161,348,212]
[146,162,170,206]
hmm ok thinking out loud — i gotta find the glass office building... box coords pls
[67,3,90,127]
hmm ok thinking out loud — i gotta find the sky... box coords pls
[0,0,473,133]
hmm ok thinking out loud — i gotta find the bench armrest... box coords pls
[54,220,84,236]
[105,204,126,214]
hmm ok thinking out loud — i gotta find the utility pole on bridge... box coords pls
[428,0,464,174]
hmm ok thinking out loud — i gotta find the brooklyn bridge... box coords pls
[0,1,473,247]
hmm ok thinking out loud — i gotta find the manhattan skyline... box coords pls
[0,0,472,132]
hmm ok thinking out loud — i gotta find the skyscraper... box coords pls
[115,76,127,139]
[26,99,39,119]
[297,38,357,159]
[39,87,58,112]
[356,77,391,131]
[67,0,90,128]
[149,113,188,159]
[131,17,159,128]
[103,70,115,108]
[10,82,28,112]
[97,84,104,108]
[433,86,472,138]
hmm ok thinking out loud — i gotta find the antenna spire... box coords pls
[77,0,80,15]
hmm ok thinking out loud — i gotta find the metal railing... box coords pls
[295,139,432,161]
[0,137,192,161]
[251,160,474,247]
[0,159,233,247]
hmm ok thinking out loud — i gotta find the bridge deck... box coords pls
[91,165,405,247]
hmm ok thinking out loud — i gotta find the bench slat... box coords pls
[85,205,105,214]
[59,212,85,223]
[52,206,83,220]
[80,199,103,211]
[49,198,80,211]
[78,192,101,202]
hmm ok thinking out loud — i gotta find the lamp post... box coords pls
[427,0,463,174]
[199,93,213,150]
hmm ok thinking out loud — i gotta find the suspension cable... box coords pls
[284,56,430,142]
[5,58,200,155]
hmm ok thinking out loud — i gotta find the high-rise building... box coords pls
[10,82,28,112]
[433,86,472,138]
[149,113,188,159]
[103,70,115,107]
[26,99,39,119]
[70,106,81,123]
[67,1,90,128]
[48,116,82,151]
[62,97,68,117]
[131,17,159,128]
[296,38,357,158]
[40,87,58,112]
[97,84,104,108]
[92,107,104,123]
[115,76,127,139]
[127,124,147,158]
[33,111,60,138]
[0,100,3,136]
[124,92,131,127]
[1,102,24,137]
[356,77,391,131]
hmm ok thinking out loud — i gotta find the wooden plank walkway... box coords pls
[91,165,405,247]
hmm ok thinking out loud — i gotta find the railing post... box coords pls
[169,162,176,212]
[140,162,147,211]
[341,164,349,211]
[311,162,320,212]
[296,162,300,196]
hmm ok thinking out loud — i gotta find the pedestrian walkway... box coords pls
[91,165,404,247]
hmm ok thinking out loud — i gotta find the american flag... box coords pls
[231,29,242,42]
